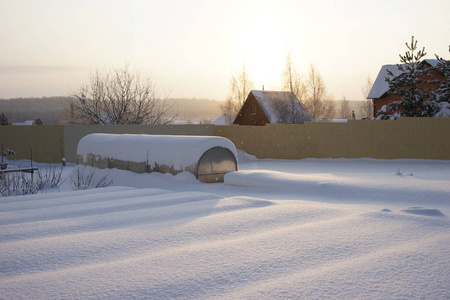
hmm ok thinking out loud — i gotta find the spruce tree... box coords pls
[432,51,450,117]
[0,113,9,125]
[378,36,438,119]
[434,52,450,102]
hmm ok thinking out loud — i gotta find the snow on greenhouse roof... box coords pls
[251,90,314,123]
[77,134,237,170]
[367,59,440,99]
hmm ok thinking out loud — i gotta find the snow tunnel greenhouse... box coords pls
[76,134,238,183]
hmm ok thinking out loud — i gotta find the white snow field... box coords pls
[1,151,450,299]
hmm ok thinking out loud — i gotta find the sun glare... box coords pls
[234,8,289,91]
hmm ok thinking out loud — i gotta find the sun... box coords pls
[235,10,289,91]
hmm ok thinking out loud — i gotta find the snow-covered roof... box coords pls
[367,65,402,99]
[251,90,314,123]
[423,59,440,67]
[320,119,348,123]
[77,134,237,170]
[211,114,235,125]
[12,120,35,126]
[367,59,440,99]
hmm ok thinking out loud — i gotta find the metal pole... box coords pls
[30,148,34,179]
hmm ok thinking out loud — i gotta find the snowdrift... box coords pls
[1,153,450,298]
[77,134,238,183]
[1,187,449,299]
[224,169,450,205]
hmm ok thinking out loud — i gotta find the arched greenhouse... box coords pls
[77,134,238,183]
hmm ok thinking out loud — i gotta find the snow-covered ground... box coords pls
[1,151,450,299]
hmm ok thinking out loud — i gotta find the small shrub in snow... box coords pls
[0,165,65,197]
[70,167,113,190]
[1,173,41,196]
[37,166,65,188]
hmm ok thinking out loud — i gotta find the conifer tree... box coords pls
[378,36,438,119]
[431,50,450,117]
[434,52,450,102]
[0,113,9,125]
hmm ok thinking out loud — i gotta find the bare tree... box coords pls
[221,65,254,117]
[361,75,373,118]
[303,64,334,120]
[283,54,305,99]
[219,100,236,125]
[280,54,312,123]
[339,95,351,119]
[67,65,176,125]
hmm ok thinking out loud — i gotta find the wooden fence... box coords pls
[215,118,450,160]
[1,118,449,163]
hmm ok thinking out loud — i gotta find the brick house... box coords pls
[367,59,445,118]
[233,90,314,126]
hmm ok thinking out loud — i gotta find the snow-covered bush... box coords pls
[0,166,65,197]
[37,166,65,189]
[70,166,112,190]
[434,53,450,103]
[1,173,40,196]
[434,102,450,117]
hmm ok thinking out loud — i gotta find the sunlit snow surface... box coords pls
[1,151,450,299]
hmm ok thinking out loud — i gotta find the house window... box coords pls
[251,104,257,115]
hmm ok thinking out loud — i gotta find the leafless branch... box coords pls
[65,65,177,125]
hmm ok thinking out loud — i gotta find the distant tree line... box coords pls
[0,97,69,125]
[0,114,44,125]
[0,96,221,125]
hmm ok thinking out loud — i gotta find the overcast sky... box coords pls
[1,0,449,101]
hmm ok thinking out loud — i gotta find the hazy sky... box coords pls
[1,0,449,101]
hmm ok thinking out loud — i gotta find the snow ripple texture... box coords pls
[1,154,449,299]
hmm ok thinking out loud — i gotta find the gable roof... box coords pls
[250,90,314,123]
[367,59,439,99]
[211,114,235,125]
